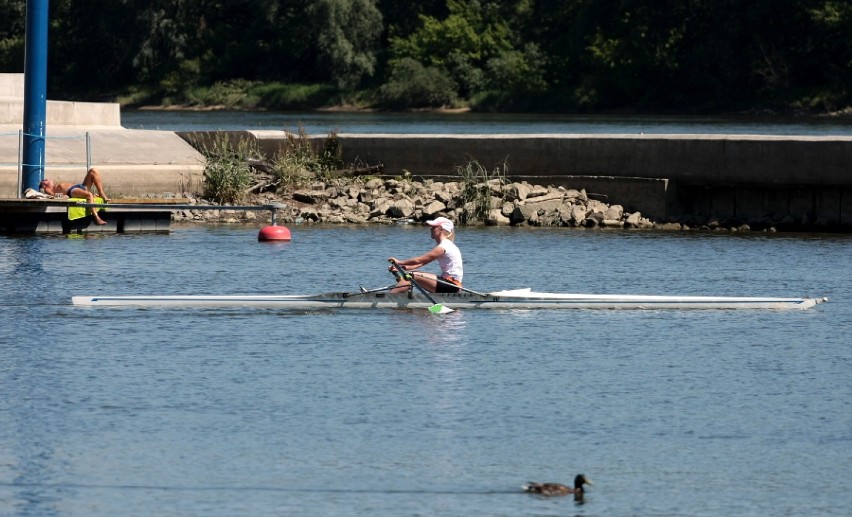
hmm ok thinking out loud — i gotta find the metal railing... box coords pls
[72,202,289,225]
[2,130,92,198]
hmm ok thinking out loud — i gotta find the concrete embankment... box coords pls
[0,74,204,198]
[0,127,205,198]
[187,130,852,229]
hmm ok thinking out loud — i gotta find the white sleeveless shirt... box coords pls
[436,238,463,282]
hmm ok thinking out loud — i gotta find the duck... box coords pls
[522,474,593,500]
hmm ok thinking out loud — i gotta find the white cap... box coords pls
[426,217,454,233]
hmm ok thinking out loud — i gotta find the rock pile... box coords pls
[173,176,658,229]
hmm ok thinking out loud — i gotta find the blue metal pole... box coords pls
[22,0,49,194]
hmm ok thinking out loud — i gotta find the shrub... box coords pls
[378,58,458,109]
[198,133,258,203]
[253,82,337,110]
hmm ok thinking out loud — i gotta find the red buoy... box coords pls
[258,225,291,241]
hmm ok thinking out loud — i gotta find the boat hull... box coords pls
[72,289,827,310]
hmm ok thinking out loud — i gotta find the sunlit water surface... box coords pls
[1,225,850,516]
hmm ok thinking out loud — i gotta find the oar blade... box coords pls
[429,304,454,314]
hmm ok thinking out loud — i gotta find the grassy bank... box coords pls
[118,81,349,111]
[114,80,852,117]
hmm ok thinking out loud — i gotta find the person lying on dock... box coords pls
[388,217,464,294]
[40,167,110,225]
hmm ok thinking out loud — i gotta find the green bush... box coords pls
[378,58,458,109]
[253,82,338,110]
[198,133,258,203]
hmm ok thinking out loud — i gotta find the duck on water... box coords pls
[523,474,593,500]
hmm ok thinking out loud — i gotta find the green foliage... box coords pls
[309,0,384,92]
[270,128,345,188]
[388,0,521,99]
[194,126,349,198]
[132,5,194,86]
[485,43,547,93]
[456,157,507,225]
[198,133,258,204]
[270,154,312,191]
[159,60,203,102]
[253,83,338,110]
[0,37,23,72]
[379,0,448,37]
[14,0,850,113]
[184,79,260,108]
[471,42,549,110]
[378,58,458,109]
[798,1,852,112]
[187,125,349,198]
[0,0,25,71]
[318,132,345,172]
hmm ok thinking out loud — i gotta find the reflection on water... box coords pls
[121,110,852,136]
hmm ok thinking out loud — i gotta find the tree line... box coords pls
[1,0,850,113]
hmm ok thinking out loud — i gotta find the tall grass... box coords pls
[197,127,347,201]
[457,158,508,224]
[269,127,344,187]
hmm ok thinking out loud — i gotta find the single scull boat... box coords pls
[72,288,827,310]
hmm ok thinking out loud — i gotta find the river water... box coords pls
[1,224,850,516]
[121,110,852,136]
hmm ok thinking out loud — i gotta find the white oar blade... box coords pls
[429,304,453,314]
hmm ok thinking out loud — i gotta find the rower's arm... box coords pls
[403,246,445,269]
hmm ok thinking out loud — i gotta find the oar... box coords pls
[389,260,453,314]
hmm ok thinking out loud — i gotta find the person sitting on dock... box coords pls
[39,167,110,225]
[388,217,463,294]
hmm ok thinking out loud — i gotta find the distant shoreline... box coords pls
[130,104,474,115]
[122,102,851,119]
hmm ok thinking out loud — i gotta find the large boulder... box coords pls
[423,200,447,217]
[486,209,511,226]
[510,204,539,224]
[292,190,328,204]
[503,182,531,202]
[387,198,416,218]
[569,205,588,226]
[605,204,624,221]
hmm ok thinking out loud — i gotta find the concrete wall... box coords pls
[199,130,851,228]
[322,133,852,187]
[1,74,120,127]
[0,74,25,99]
[0,99,121,127]
[176,130,852,190]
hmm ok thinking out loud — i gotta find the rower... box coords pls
[388,217,463,294]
